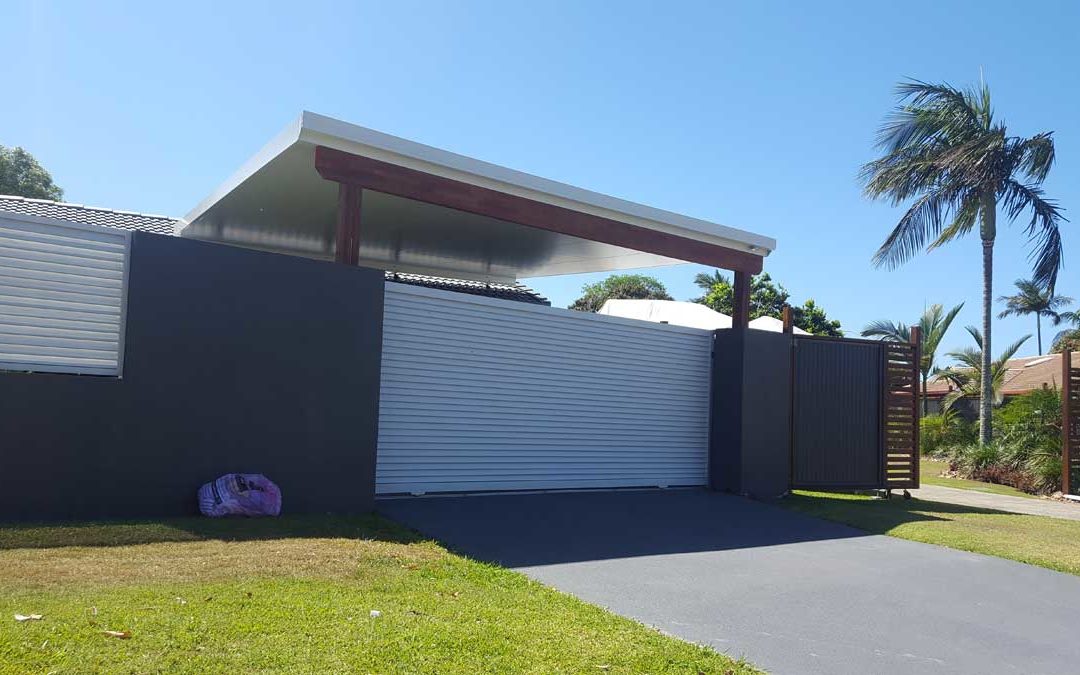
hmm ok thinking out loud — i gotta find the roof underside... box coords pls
[182,113,775,283]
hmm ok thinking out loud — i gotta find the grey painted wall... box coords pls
[710,329,793,498]
[0,233,384,521]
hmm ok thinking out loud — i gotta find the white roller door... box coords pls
[0,214,129,376]
[377,283,712,494]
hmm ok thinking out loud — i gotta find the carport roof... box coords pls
[182,112,776,283]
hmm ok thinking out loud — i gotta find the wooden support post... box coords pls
[732,270,751,329]
[910,326,922,487]
[781,305,793,334]
[1063,350,1072,496]
[334,183,362,265]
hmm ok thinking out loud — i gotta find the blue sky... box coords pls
[3,0,1078,360]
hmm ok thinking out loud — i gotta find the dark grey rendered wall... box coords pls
[0,233,384,521]
[709,329,792,498]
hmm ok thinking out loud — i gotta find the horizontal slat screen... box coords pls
[0,216,129,375]
[377,283,712,495]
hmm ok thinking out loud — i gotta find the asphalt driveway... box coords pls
[380,489,1080,675]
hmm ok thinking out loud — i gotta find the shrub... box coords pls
[920,413,975,456]
[936,390,1063,494]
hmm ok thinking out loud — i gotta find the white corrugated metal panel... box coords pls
[0,214,130,376]
[377,283,712,494]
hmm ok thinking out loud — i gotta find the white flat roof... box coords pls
[182,112,776,281]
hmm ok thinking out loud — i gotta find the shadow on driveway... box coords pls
[378,487,900,566]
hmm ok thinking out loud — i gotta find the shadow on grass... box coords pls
[779,491,1033,535]
[0,513,424,551]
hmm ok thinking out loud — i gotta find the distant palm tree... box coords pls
[862,302,964,415]
[861,79,1065,445]
[997,279,1073,355]
[693,270,728,293]
[937,327,1030,412]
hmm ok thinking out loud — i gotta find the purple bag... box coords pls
[198,473,282,517]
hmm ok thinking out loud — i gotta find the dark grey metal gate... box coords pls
[790,332,920,491]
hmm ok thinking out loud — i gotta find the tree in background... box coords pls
[0,146,63,200]
[861,79,1065,445]
[569,274,672,312]
[937,326,1031,413]
[1051,329,1080,355]
[997,279,1072,355]
[861,302,964,414]
[1050,308,1080,354]
[694,271,842,336]
[791,300,842,337]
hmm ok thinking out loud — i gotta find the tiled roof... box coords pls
[927,352,1074,397]
[0,195,180,236]
[386,271,550,305]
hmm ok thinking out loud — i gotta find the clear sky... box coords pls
[3,0,1078,360]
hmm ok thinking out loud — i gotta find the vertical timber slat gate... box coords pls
[790,331,920,491]
[1064,351,1080,496]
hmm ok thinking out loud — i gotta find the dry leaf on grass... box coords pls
[102,630,132,639]
[15,614,43,622]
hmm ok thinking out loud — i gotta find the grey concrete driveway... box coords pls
[380,489,1080,675]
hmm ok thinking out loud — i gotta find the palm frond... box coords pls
[1007,132,1056,183]
[879,80,986,153]
[1000,180,1067,290]
[860,319,909,341]
[871,187,962,269]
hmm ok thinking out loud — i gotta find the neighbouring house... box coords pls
[597,299,809,334]
[925,352,1076,417]
[0,111,920,521]
[598,299,733,329]
[748,315,809,335]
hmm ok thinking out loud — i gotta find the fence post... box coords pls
[1064,350,1072,496]
[910,326,921,487]
[781,305,793,334]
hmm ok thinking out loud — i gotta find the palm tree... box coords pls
[862,302,964,415]
[861,79,1065,445]
[997,279,1073,355]
[693,270,728,293]
[936,326,1030,413]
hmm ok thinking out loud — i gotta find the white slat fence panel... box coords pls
[0,215,129,375]
[377,283,712,494]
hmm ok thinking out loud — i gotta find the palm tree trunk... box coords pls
[979,195,996,446]
[1036,314,1043,355]
[922,372,929,416]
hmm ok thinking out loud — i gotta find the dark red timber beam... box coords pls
[335,183,362,265]
[731,270,752,329]
[314,145,764,275]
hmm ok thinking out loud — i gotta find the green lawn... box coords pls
[0,515,755,674]
[779,491,1080,576]
[920,457,1036,499]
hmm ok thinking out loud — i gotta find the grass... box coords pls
[0,515,756,674]
[920,457,1036,499]
[779,491,1080,576]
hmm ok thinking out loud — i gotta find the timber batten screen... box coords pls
[1064,351,1080,496]
[0,215,129,376]
[376,283,712,494]
[883,337,920,490]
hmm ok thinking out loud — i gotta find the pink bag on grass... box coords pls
[198,473,282,517]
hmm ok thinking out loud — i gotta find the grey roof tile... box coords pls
[0,195,180,236]
[386,271,550,305]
